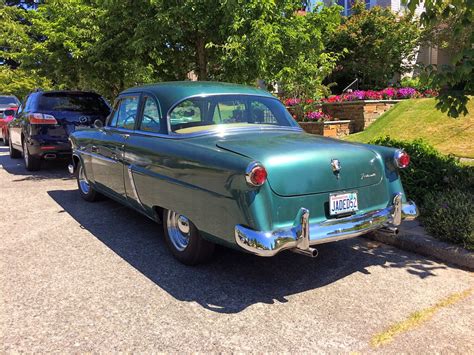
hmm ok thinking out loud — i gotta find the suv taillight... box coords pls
[394,150,410,168]
[28,113,58,125]
[245,162,267,187]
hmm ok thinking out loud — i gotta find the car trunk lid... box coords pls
[216,132,384,196]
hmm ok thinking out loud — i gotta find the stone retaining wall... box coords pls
[321,100,400,132]
[299,120,351,138]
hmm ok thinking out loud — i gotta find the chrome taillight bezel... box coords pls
[245,161,267,187]
[394,149,410,168]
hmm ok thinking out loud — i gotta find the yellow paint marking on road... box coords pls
[370,287,474,348]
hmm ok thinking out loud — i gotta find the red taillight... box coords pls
[246,162,267,187]
[28,113,58,125]
[395,150,410,168]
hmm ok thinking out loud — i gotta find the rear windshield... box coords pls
[0,96,19,106]
[38,93,110,113]
[169,95,298,134]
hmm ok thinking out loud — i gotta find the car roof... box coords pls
[121,81,274,114]
[37,90,101,96]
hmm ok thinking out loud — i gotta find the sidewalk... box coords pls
[366,220,474,270]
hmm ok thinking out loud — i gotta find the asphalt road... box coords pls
[0,146,473,353]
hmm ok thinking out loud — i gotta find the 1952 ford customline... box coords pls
[69,82,418,265]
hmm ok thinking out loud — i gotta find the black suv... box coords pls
[8,90,110,171]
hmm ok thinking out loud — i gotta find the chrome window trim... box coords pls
[165,93,300,137]
[133,125,303,140]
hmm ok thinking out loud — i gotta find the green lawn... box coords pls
[345,98,474,158]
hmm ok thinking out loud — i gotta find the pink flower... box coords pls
[284,98,301,106]
[364,90,383,100]
[304,110,332,122]
[381,87,396,99]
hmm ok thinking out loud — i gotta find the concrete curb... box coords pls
[365,228,474,271]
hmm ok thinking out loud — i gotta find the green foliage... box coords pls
[400,76,432,91]
[423,189,474,250]
[371,137,474,249]
[219,2,343,99]
[327,0,420,91]
[0,66,52,99]
[0,0,342,100]
[408,0,473,117]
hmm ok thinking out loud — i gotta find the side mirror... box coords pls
[3,109,15,117]
[94,119,104,129]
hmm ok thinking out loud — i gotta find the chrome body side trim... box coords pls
[75,149,118,164]
[235,199,419,257]
[127,165,144,208]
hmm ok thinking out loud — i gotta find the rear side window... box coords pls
[139,97,161,133]
[38,93,109,113]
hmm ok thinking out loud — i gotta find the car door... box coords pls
[91,94,140,201]
[122,94,163,212]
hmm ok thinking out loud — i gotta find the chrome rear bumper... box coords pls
[235,193,418,257]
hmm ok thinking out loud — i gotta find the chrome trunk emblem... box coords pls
[331,159,341,173]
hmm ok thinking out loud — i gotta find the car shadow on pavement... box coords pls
[48,189,447,314]
[0,146,72,181]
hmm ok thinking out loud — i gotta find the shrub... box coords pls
[370,137,474,249]
[370,137,473,204]
[422,189,474,250]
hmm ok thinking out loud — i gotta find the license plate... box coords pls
[329,191,358,216]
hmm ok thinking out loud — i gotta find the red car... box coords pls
[0,95,20,146]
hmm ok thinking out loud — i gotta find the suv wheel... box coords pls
[23,139,41,171]
[9,137,21,159]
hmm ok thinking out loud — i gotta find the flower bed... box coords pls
[284,87,439,133]
[283,87,438,108]
[319,87,437,104]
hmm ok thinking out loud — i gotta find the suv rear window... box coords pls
[0,96,19,105]
[38,93,109,113]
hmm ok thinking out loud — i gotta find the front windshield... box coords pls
[169,95,298,134]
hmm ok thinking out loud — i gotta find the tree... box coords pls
[0,1,51,98]
[326,0,420,91]
[216,1,342,98]
[1,0,341,100]
[409,0,473,117]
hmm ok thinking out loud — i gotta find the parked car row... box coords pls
[2,82,418,265]
[0,95,21,146]
[4,90,110,171]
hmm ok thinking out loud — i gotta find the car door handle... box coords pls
[120,133,130,139]
[91,145,98,153]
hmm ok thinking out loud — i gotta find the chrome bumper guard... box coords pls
[235,193,418,257]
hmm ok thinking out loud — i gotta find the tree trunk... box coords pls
[196,36,207,80]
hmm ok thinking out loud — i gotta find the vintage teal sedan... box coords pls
[69,82,418,265]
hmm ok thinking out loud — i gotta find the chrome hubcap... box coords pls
[78,165,90,194]
[167,211,191,251]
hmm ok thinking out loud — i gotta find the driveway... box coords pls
[0,146,473,353]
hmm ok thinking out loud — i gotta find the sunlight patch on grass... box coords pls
[345,98,474,158]
[370,288,473,348]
